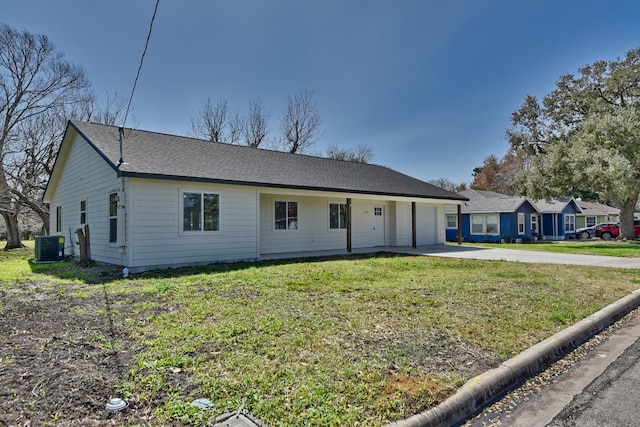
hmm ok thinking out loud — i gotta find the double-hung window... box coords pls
[517,213,525,235]
[329,203,346,229]
[183,192,220,232]
[109,193,118,243]
[80,200,87,225]
[470,213,499,235]
[564,215,576,233]
[275,201,298,230]
[446,214,458,229]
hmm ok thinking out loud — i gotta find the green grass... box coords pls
[3,244,640,425]
[461,240,640,257]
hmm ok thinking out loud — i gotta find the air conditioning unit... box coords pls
[34,236,65,262]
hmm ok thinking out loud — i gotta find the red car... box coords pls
[595,221,640,240]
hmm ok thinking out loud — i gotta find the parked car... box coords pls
[595,221,640,240]
[575,225,597,239]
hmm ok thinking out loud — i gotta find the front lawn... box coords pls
[2,244,639,426]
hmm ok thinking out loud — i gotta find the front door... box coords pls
[373,206,385,246]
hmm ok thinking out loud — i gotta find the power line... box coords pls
[122,0,160,128]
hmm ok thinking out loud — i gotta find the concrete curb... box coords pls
[387,289,640,427]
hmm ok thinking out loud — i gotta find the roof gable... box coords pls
[57,121,466,202]
[534,197,582,214]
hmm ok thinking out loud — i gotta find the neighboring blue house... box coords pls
[533,197,582,241]
[445,190,539,243]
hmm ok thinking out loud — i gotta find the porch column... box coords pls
[346,198,352,252]
[457,204,462,245]
[411,202,417,248]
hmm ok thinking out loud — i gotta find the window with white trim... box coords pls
[329,203,346,229]
[109,193,118,243]
[517,213,525,235]
[470,213,499,235]
[80,200,87,225]
[275,201,298,230]
[564,214,576,233]
[446,214,458,229]
[183,192,220,232]
[585,216,597,227]
[531,214,538,234]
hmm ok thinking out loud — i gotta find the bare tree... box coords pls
[428,177,467,192]
[84,91,129,126]
[0,24,91,249]
[326,144,374,163]
[190,97,242,144]
[242,98,270,148]
[279,90,323,154]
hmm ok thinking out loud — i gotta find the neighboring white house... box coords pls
[43,121,467,272]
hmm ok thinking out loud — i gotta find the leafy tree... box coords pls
[508,47,640,239]
[326,144,374,163]
[471,150,525,195]
[279,90,323,154]
[0,23,92,249]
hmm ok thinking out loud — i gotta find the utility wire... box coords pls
[122,0,160,128]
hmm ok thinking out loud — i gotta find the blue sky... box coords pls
[4,1,639,184]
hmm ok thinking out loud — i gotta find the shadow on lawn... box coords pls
[28,251,413,285]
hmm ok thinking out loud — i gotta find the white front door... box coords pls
[373,206,385,246]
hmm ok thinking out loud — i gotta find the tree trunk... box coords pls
[618,193,639,240]
[2,211,24,250]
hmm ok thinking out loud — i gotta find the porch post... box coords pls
[457,204,462,245]
[411,202,417,248]
[346,198,352,252]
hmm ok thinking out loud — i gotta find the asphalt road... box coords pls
[547,330,640,427]
[473,310,640,427]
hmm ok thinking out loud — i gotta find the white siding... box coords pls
[47,133,122,264]
[127,179,258,270]
[259,195,348,254]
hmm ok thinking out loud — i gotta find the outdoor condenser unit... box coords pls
[34,236,65,262]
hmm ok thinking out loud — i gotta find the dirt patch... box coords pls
[0,280,157,426]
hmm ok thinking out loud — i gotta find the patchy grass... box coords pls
[463,240,640,257]
[3,247,640,426]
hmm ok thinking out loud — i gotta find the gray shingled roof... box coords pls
[534,197,582,214]
[68,120,466,201]
[446,189,533,213]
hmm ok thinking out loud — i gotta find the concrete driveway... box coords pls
[401,244,640,269]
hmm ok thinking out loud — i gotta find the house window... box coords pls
[329,203,346,229]
[80,200,87,225]
[517,213,525,235]
[56,206,62,233]
[446,214,458,229]
[531,214,538,234]
[586,216,597,227]
[275,201,298,230]
[470,214,499,235]
[564,215,576,233]
[374,206,383,216]
[109,193,118,243]
[183,192,220,232]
